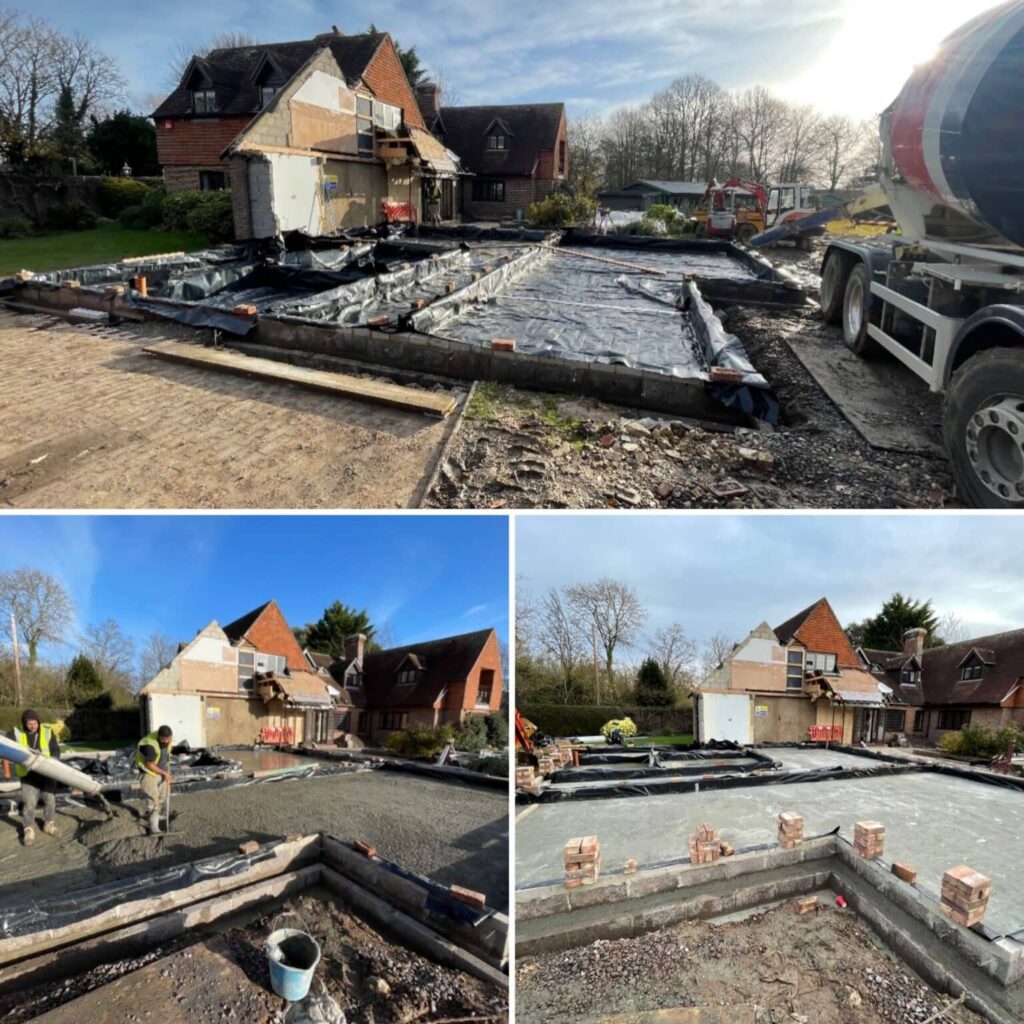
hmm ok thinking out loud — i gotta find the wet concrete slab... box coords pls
[227,749,321,774]
[767,747,889,770]
[516,772,1024,935]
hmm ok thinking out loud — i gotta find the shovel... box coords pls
[153,781,183,838]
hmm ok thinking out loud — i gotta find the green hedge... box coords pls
[65,706,140,741]
[97,177,151,217]
[520,704,626,737]
[162,189,234,241]
[520,703,693,739]
[0,707,69,735]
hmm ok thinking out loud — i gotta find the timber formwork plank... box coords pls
[143,340,458,418]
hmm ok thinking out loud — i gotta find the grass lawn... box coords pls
[64,739,133,753]
[636,733,695,746]
[0,223,208,276]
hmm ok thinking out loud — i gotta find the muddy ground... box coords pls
[515,901,985,1024]
[426,243,953,510]
[0,770,508,912]
[4,888,507,1024]
[0,309,457,509]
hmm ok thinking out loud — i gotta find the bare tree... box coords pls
[0,9,124,157]
[81,618,136,684]
[0,568,74,667]
[817,113,860,190]
[138,631,177,685]
[568,115,604,193]
[937,612,971,645]
[166,31,261,88]
[699,631,736,681]
[536,588,584,702]
[648,623,698,693]
[515,575,537,657]
[567,578,647,698]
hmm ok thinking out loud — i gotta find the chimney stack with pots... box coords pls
[902,627,927,658]
[345,633,367,666]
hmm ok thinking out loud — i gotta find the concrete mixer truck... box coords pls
[812,0,1024,507]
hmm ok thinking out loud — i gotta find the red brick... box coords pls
[241,601,309,672]
[450,885,486,909]
[367,315,390,327]
[491,338,516,352]
[891,862,917,884]
[155,116,251,168]
[354,839,376,857]
[232,304,258,317]
[795,896,819,915]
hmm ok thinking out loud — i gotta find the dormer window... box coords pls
[487,133,507,151]
[961,662,983,681]
[901,668,921,684]
[398,668,418,684]
[258,84,277,108]
[192,88,217,114]
[347,672,363,690]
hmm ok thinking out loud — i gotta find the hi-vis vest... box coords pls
[13,726,53,778]
[135,732,166,777]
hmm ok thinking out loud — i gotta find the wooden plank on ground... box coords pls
[143,340,457,418]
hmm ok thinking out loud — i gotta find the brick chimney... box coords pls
[314,26,344,42]
[416,81,442,128]
[345,633,366,666]
[902,627,926,658]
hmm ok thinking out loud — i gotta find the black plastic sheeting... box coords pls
[0,838,292,940]
[550,759,772,783]
[517,761,924,803]
[406,224,555,244]
[430,247,714,377]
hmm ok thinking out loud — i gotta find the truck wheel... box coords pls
[736,223,757,245]
[819,251,851,325]
[945,348,1024,508]
[842,263,878,356]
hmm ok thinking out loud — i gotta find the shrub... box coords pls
[646,203,679,225]
[45,200,98,232]
[384,722,454,759]
[453,715,488,753]
[483,712,508,749]
[97,177,151,217]
[519,703,627,738]
[527,191,597,228]
[119,203,163,229]
[163,189,234,241]
[0,216,33,239]
[938,724,1024,759]
[610,217,668,236]
[600,717,637,740]
[471,752,508,778]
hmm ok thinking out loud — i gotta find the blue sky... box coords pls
[21,0,1004,120]
[516,514,1024,649]
[0,514,508,659]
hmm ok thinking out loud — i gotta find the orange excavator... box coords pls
[695,176,818,246]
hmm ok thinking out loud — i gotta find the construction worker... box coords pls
[11,709,60,846]
[136,725,174,835]
[427,177,442,226]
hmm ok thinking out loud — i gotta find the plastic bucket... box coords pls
[265,927,321,1001]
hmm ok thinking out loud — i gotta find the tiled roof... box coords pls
[774,598,860,668]
[338,628,494,709]
[153,33,383,119]
[438,103,564,177]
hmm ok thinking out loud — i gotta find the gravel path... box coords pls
[0,770,509,911]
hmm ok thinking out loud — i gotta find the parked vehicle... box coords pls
[812,1,1024,507]
[695,177,818,245]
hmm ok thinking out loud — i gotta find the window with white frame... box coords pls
[255,652,287,675]
[805,652,837,675]
[238,649,255,691]
[786,649,804,689]
[356,95,374,154]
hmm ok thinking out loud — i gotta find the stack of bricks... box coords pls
[688,824,721,865]
[515,766,540,793]
[853,821,885,860]
[778,812,804,849]
[940,865,992,927]
[564,835,601,888]
[536,755,556,775]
